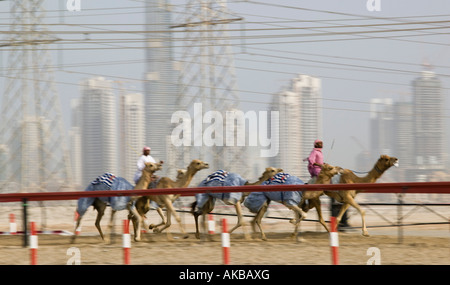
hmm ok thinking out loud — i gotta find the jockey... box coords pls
[304,139,324,178]
[133,146,157,185]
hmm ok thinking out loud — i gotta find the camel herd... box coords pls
[72,155,399,243]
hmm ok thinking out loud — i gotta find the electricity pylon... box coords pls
[0,0,72,192]
[172,0,248,176]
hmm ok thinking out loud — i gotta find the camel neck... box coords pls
[136,170,153,189]
[316,174,332,184]
[365,164,385,182]
[248,177,266,186]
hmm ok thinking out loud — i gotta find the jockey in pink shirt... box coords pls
[304,139,324,178]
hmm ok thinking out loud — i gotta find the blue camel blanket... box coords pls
[244,173,304,213]
[77,173,134,216]
[195,170,247,210]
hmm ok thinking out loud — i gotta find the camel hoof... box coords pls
[362,232,370,237]
[296,237,306,243]
[134,237,141,242]
[301,212,307,220]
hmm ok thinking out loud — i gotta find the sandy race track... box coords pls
[0,202,448,265]
[0,231,449,265]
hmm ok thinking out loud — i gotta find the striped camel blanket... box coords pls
[76,173,134,216]
[194,170,247,211]
[244,172,304,213]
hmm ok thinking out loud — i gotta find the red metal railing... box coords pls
[0,181,449,203]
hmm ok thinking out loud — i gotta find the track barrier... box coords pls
[30,222,38,265]
[9,213,17,235]
[0,181,448,264]
[221,218,230,265]
[123,219,131,265]
[329,217,339,265]
[208,214,215,235]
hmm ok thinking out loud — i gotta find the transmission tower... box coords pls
[173,0,248,176]
[0,0,72,193]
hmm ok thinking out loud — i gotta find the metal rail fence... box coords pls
[0,181,449,246]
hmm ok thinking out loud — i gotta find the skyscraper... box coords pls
[271,74,322,180]
[143,0,179,175]
[80,77,118,185]
[412,69,445,180]
[370,98,395,156]
[120,93,145,183]
[368,67,445,182]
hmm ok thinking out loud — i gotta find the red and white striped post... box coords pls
[329,216,339,265]
[208,214,215,235]
[123,219,131,265]
[9,213,17,235]
[221,218,230,265]
[30,222,38,265]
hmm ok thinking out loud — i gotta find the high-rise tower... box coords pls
[79,77,118,185]
[270,74,322,180]
[144,0,180,176]
[412,69,445,180]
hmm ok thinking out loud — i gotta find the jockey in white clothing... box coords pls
[133,146,157,185]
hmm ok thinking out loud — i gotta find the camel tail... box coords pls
[190,201,197,214]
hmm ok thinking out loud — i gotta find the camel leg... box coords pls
[158,196,189,239]
[150,207,166,231]
[71,212,82,244]
[128,205,142,242]
[340,197,368,237]
[93,201,107,241]
[286,204,307,241]
[310,198,329,232]
[252,202,268,241]
[193,210,201,239]
[105,209,116,244]
[229,202,251,240]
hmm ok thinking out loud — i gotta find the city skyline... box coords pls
[1,1,449,190]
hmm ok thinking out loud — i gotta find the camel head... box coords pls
[187,159,209,173]
[143,161,163,174]
[376,155,399,172]
[259,167,283,181]
[319,163,341,177]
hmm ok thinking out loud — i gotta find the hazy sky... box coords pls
[1,0,449,171]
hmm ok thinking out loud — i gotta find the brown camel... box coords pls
[140,169,188,233]
[325,155,399,236]
[127,162,163,241]
[72,162,162,243]
[132,159,209,240]
[298,163,343,233]
[191,167,282,241]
